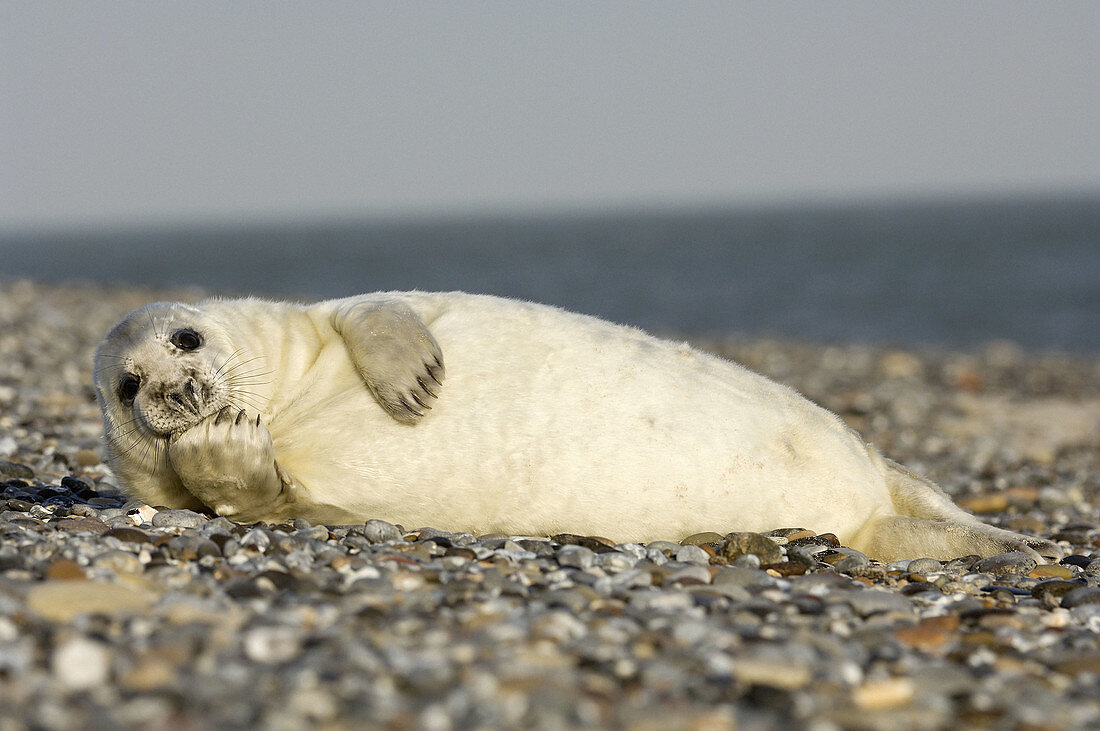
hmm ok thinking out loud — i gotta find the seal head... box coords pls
[94,301,267,508]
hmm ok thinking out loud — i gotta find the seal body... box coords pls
[94,291,1059,561]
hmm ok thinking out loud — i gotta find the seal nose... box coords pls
[166,378,201,412]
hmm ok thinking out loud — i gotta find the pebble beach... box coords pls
[1,279,1099,730]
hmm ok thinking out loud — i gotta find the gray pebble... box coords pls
[1060,586,1100,609]
[0,462,35,481]
[674,544,711,565]
[595,551,638,572]
[844,589,916,617]
[151,508,209,529]
[557,545,596,569]
[906,558,943,574]
[352,519,403,543]
[713,565,771,588]
[973,551,1037,577]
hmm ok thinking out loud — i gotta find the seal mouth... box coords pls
[134,405,217,441]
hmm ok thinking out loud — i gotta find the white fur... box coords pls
[94,291,1059,560]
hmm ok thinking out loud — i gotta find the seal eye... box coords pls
[118,374,141,405]
[170,328,203,352]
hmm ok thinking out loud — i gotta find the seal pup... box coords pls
[94,291,1060,561]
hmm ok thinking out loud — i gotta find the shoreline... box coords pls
[1,279,1098,728]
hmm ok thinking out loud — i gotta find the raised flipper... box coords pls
[168,407,293,522]
[331,298,445,425]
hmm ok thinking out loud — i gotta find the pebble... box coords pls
[1061,587,1100,609]
[973,551,1038,577]
[52,637,112,690]
[853,678,916,711]
[719,532,783,564]
[0,461,35,481]
[152,508,209,529]
[26,580,155,621]
[353,519,403,543]
[0,281,1098,729]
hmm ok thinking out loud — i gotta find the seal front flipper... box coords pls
[168,408,291,522]
[330,298,445,425]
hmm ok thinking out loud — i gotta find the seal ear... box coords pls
[331,299,445,425]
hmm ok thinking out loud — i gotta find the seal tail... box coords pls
[849,458,1062,562]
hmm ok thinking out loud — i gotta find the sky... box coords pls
[2,2,1098,233]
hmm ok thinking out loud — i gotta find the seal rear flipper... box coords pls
[865,457,1063,562]
[850,514,1061,563]
[330,299,445,425]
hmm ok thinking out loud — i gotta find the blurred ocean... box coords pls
[3,196,1098,352]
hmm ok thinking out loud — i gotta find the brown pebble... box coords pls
[1053,651,1100,676]
[26,580,155,621]
[104,527,152,544]
[73,449,101,467]
[1029,564,1075,579]
[1031,579,1084,600]
[853,677,915,711]
[46,559,86,581]
[762,561,808,577]
[680,532,723,546]
[894,615,960,651]
[551,533,616,550]
[51,518,110,535]
[720,532,783,564]
[958,494,1010,513]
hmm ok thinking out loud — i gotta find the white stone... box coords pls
[52,637,111,690]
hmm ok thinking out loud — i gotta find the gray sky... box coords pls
[2,2,1098,232]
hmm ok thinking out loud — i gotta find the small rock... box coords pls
[557,545,596,570]
[27,581,155,621]
[730,658,812,690]
[51,517,110,534]
[52,637,111,690]
[1030,564,1075,579]
[104,526,152,544]
[128,504,158,525]
[239,528,273,552]
[845,590,915,617]
[45,559,86,580]
[552,533,616,550]
[0,461,34,481]
[152,509,208,529]
[1061,587,1100,609]
[0,438,18,459]
[973,551,1037,577]
[712,565,769,588]
[719,532,782,564]
[354,519,403,543]
[667,565,712,585]
[73,449,101,467]
[91,551,144,575]
[243,626,303,664]
[905,558,943,574]
[1031,580,1085,601]
[674,544,711,565]
[853,677,916,711]
[894,615,960,650]
[680,532,723,546]
[958,494,1010,514]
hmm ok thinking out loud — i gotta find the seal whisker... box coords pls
[215,348,254,376]
[225,369,274,382]
[220,355,269,378]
